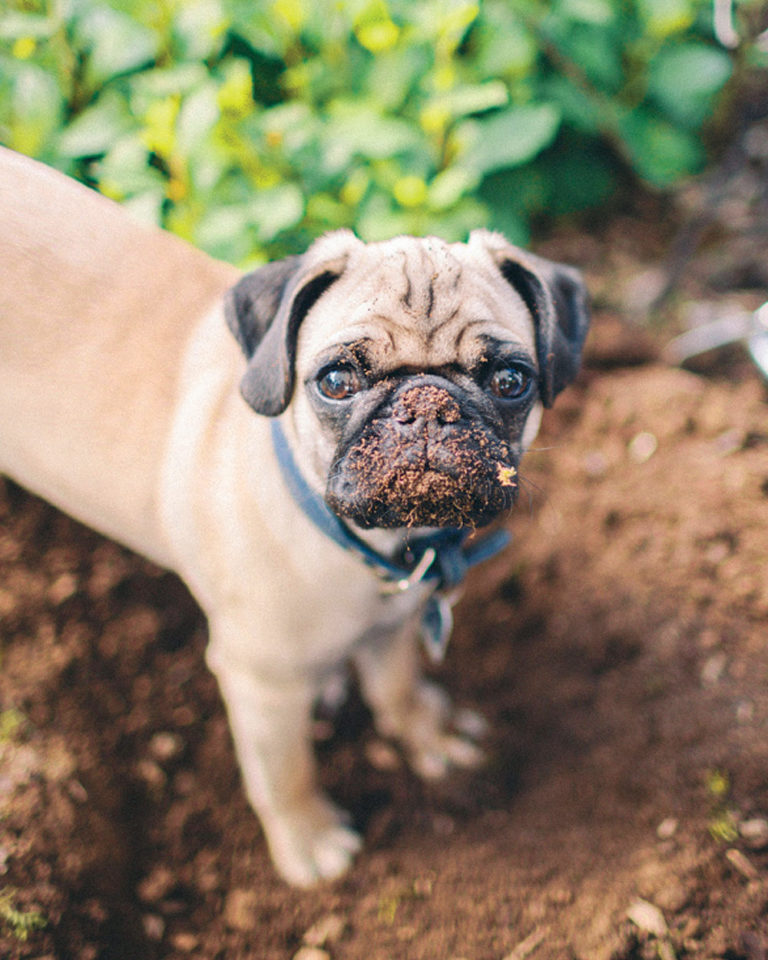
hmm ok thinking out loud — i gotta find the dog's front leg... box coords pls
[354,614,487,780]
[207,639,361,887]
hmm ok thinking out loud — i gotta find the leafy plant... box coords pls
[0,888,46,942]
[0,0,758,265]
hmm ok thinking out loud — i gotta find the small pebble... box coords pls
[583,450,608,477]
[365,739,400,771]
[657,817,679,840]
[303,913,346,947]
[503,926,548,960]
[142,914,165,941]
[740,818,768,849]
[135,758,166,788]
[137,865,174,903]
[726,847,759,879]
[224,888,259,931]
[292,949,331,960]
[453,707,489,739]
[736,700,755,724]
[628,431,658,464]
[171,933,198,953]
[700,653,727,686]
[149,732,184,763]
[627,899,668,938]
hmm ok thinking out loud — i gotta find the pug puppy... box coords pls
[0,147,588,887]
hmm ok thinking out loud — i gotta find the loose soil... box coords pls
[1,213,767,960]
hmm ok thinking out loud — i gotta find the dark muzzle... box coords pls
[325,379,518,529]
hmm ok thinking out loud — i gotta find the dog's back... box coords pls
[0,147,239,563]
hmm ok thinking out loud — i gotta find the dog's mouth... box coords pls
[324,384,517,529]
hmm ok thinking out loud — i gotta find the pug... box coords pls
[0,146,589,887]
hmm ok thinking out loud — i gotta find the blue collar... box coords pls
[270,419,511,594]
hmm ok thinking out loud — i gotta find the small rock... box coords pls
[149,732,184,763]
[135,758,166,788]
[701,652,727,686]
[628,431,658,464]
[583,450,609,477]
[224,888,259,931]
[736,700,755,724]
[726,848,759,879]
[48,572,78,604]
[627,899,668,938]
[740,818,768,849]
[657,817,679,840]
[303,912,346,947]
[171,932,198,952]
[292,949,331,960]
[503,926,548,960]
[656,880,689,913]
[658,942,677,960]
[137,865,175,903]
[142,914,165,941]
[365,739,400,771]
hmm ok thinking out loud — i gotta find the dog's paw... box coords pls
[388,682,488,781]
[264,794,362,888]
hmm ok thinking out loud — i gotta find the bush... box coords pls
[0,0,754,264]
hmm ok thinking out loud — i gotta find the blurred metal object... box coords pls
[714,0,768,50]
[664,301,768,381]
[747,302,768,378]
[714,0,740,48]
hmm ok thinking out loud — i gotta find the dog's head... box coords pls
[225,230,589,530]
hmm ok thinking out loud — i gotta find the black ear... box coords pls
[475,232,590,407]
[225,256,303,356]
[224,251,348,416]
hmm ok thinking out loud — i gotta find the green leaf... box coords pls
[177,84,221,154]
[74,8,159,87]
[322,102,424,172]
[618,108,704,186]
[172,0,229,61]
[57,92,135,158]
[428,166,480,211]
[424,81,509,122]
[648,43,733,126]
[542,75,604,135]
[556,0,615,25]
[366,45,428,111]
[636,0,695,37]
[97,136,163,199]
[455,103,562,177]
[247,183,305,241]
[8,63,62,157]
[356,192,412,242]
[195,204,254,261]
[474,9,536,80]
[0,13,57,41]
[130,64,210,102]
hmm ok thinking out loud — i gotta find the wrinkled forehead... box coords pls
[297,236,536,370]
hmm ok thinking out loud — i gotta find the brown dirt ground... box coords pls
[1,215,768,960]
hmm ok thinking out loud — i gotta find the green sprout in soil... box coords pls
[0,710,25,744]
[0,887,46,942]
[705,768,740,843]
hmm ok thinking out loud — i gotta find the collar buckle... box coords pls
[380,547,437,595]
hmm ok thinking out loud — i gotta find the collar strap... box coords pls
[270,419,511,593]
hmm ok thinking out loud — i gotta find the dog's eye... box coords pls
[317,365,361,401]
[488,365,532,400]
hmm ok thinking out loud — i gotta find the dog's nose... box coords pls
[392,383,461,426]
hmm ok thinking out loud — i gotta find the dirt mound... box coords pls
[1,302,767,957]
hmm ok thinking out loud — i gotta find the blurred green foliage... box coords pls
[0,0,757,265]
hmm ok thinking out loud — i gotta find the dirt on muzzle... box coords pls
[325,391,517,529]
